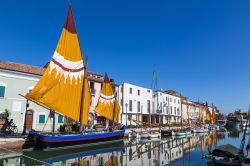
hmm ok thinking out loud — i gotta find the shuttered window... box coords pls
[58,115,63,123]
[0,86,6,98]
[39,114,45,124]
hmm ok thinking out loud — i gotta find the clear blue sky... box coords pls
[0,0,249,113]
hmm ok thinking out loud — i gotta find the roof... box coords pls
[0,61,44,75]
[0,61,103,80]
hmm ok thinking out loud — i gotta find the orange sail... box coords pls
[206,102,211,124]
[199,102,204,124]
[94,73,120,123]
[212,106,216,125]
[26,6,90,125]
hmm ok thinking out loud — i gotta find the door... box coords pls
[25,110,33,132]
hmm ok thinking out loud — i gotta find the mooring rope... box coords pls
[0,147,52,166]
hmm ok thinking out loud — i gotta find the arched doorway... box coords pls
[25,109,34,132]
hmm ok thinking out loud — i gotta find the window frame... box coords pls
[0,82,7,98]
[38,113,46,124]
[58,114,64,123]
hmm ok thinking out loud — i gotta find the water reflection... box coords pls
[0,131,235,166]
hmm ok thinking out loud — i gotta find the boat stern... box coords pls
[22,131,39,150]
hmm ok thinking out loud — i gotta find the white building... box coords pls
[154,91,181,124]
[118,82,153,126]
[118,83,182,126]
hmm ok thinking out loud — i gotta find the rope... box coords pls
[0,147,52,166]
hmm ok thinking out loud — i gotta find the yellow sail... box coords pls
[206,102,211,123]
[199,103,204,124]
[212,106,216,125]
[26,6,89,124]
[94,73,120,123]
[80,78,91,125]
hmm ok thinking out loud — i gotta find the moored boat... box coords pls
[193,127,208,133]
[172,129,192,136]
[205,144,241,166]
[22,4,125,150]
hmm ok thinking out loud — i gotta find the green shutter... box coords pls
[0,86,5,98]
[58,115,63,123]
[39,115,45,124]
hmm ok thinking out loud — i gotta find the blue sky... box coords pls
[0,0,249,113]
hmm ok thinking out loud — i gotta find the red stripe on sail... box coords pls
[51,59,84,72]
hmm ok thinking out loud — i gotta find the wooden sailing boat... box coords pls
[22,5,125,150]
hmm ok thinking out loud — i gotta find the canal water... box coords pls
[0,127,246,166]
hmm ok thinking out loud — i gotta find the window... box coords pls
[170,106,172,114]
[58,115,63,123]
[174,99,176,103]
[0,83,6,98]
[129,100,132,112]
[170,98,172,102]
[138,90,140,96]
[39,114,46,124]
[120,99,123,106]
[174,107,176,114]
[147,100,151,113]
[129,88,132,94]
[177,108,180,115]
[137,101,140,112]
[178,99,180,104]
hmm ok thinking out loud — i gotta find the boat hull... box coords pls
[172,130,192,136]
[23,128,125,150]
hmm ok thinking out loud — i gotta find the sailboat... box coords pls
[193,101,208,133]
[22,5,125,150]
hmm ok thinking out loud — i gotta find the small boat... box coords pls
[137,131,150,139]
[22,5,125,150]
[148,131,161,139]
[193,127,208,133]
[171,129,192,136]
[206,144,241,166]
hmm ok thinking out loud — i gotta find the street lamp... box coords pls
[125,103,128,126]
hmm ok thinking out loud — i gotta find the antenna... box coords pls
[151,65,158,92]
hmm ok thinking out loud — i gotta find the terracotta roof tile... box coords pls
[0,61,103,80]
[0,61,44,75]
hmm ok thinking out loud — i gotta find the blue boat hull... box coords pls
[23,127,126,150]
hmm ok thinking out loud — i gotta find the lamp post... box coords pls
[125,103,128,126]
